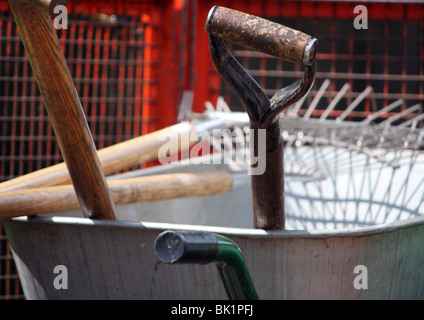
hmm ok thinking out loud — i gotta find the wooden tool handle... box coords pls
[0,123,197,192]
[205,6,317,66]
[18,0,67,17]
[9,0,117,220]
[0,171,233,219]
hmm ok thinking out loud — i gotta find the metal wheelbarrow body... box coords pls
[4,151,424,299]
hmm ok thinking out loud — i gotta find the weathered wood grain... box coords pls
[9,0,116,219]
[0,171,233,218]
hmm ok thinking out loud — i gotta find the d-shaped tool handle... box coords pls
[206,6,317,128]
[206,6,317,66]
[205,6,318,230]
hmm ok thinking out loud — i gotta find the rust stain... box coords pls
[207,6,311,65]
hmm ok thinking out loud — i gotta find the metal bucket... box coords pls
[4,152,424,299]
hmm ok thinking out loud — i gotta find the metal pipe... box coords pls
[250,118,285,229]
[154,230,259,300]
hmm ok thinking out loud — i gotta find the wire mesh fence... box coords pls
[0,0,181,299]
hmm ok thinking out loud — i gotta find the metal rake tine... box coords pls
[398,110,424,128]
[361,99,404,125]
[380,104,421,126]
[177,90,194,121]
[304,135,401,169]
[216,96,232,112]
[304,79,331,119]
[320,83,350,121]
[288,96,306,117]
[204,100,216,111]
[336,86,373,123]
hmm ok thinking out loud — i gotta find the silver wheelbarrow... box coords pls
[2,3,424,300]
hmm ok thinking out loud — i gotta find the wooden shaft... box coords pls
[9,0,117,220]
[0,123,197,192]
[0,171,233,219]
[205,6,317,66]
[19,0,67,17]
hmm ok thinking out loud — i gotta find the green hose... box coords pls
[154,230,259,300]
[213,234,259,300]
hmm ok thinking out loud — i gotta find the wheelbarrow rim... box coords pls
[7,213,424,240]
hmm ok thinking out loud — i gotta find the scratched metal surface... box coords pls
[4,153,424,299]
[4,214,424,299]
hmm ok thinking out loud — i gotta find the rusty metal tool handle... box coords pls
[205,6,318,230]
[205,5,317,127]
[205,6,317,66]
[9,0,117,220]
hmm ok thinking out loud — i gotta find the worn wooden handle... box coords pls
[205,6,317,66]
[0,123,197,192]
[0,171,233,219]
[19,0,67,17]
[9,0,117,220]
